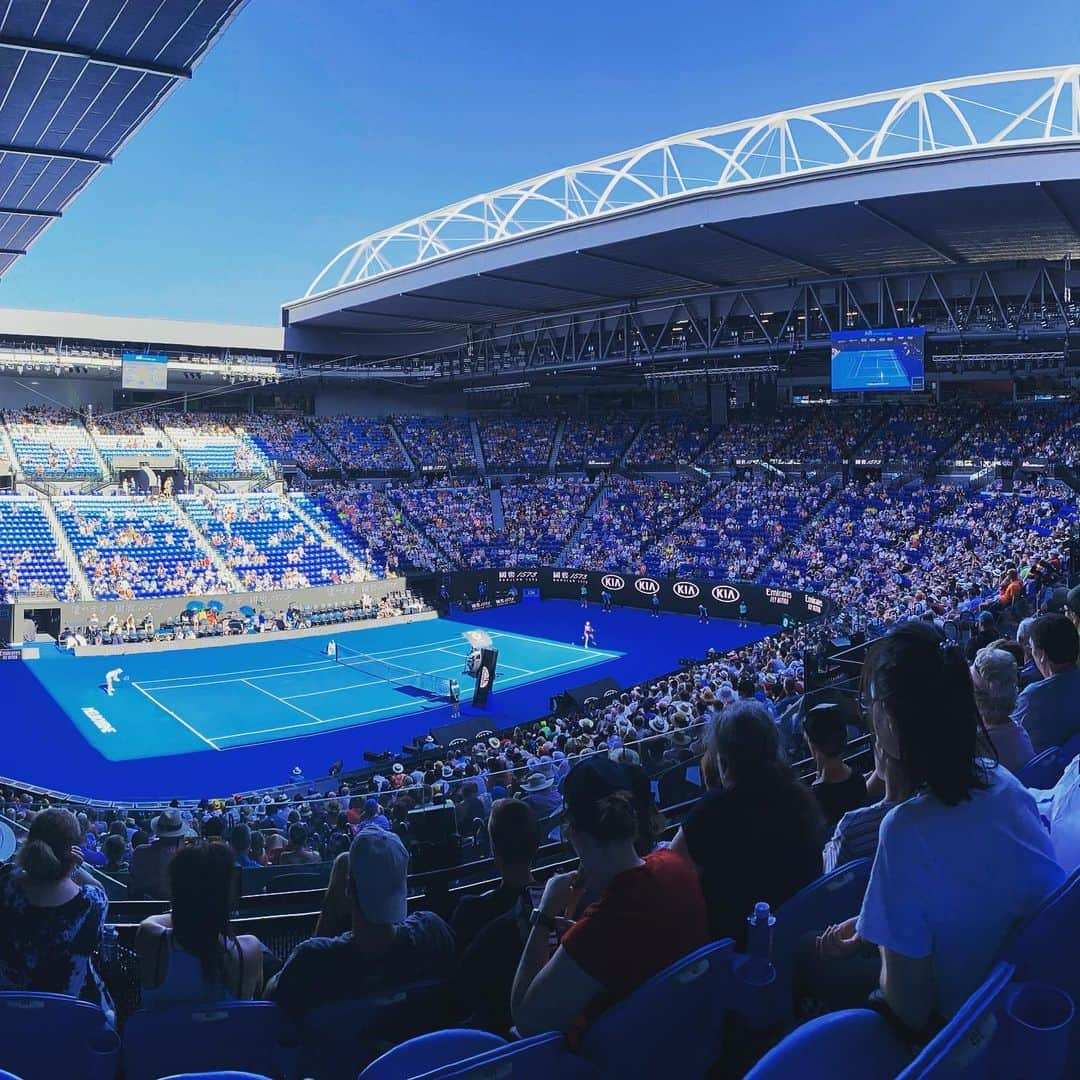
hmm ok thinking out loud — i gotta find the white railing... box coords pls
[303,65,1080,298]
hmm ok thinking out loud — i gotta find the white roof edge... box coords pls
[0,307,283,352]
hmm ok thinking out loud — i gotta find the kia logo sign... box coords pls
[479,667,491,689]
[634,577,660,596]
[712,585,741,604]
[673,581,700,599]
[600,574,625,591]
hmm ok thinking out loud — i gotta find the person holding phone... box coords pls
[511,757,708,1039]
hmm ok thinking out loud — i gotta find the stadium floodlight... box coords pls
[462,381,531,393]
[303,65,1080,299]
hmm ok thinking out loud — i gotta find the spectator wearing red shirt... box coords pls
[511,757,708,1038]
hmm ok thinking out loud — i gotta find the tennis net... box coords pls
[334,643,457,700]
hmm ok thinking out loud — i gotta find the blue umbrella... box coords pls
[185,600,205,612]
[239,605,255,617]
[207,600,224,612]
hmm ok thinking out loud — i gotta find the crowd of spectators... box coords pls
[499,478,600,565]
[557,414,639,465]
[645,479,832,581]
[479,416,557,469]
[626,416,712,466]
[858,403,978,463]
[311,417,409,473]
[395,415,476,469]
[390,484,503,568]
[563,475,709,572]
[248,414,337,474]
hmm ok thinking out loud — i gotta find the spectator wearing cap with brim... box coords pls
[266,829,455,1017]
[129,809,194,901]
[520,770,562,830]
[511,756,708,1039]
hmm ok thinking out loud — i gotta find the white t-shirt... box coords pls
[856,762,1064,1019]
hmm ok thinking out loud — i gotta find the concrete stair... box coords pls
[470,417,486,473]
[548,416,567,470]
[288,492,372,579]
[172,496,243,591]
[36,492,93,600]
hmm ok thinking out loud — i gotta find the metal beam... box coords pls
[0,246,27,256]
[1035,181,1080,243]
[0,35,191,80]
[700,223,841,277]
[408,289,556,316]
[853,200,965,264]
[341,305,471,330]
[0,143,111,166]
[0,205,60,219]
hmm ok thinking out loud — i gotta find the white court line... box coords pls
[493,655,612,687]
[240,679,324,724]
[283,662,463,701]
[131,682,221,752]
[136,633,470,690]
[213,701,405,742]
[488,629,620,660]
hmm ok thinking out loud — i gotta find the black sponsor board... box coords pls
[445,569,831,625]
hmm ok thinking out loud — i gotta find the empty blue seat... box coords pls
[401,1033,583,1080]
[298,980,451,1080]
[1018,746,1066,789]
[159,1074,274,1080]
[0,992,119,1080]
[577,939,735,1078]
[122,1002,297,1080]
[897,962,1016,1079]
[744,1009,909,1079]
[769,859,873,1030]
[359,1029,508,1080]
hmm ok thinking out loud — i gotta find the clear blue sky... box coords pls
[2,0,1078,325]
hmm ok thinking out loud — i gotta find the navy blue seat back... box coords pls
[122,1001,297,1080]
[578,940,735,1078]
[402,1033,581,1080]
[0,992,118,1080]
[358,1029,508,1080]
[298,979,451,1080]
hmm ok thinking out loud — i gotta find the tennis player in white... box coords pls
[104,667,124,696]
[583,620,596,648]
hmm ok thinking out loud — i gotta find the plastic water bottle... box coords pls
[744,901,776,986]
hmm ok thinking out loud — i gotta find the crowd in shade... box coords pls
[499,478,600,566]
[310,417,408,473]
[315,485,443,573]
[479,415,557,468]
[645,479,832,581]
[391,483,502,568]
[859,403,980,463]
[626,416,713,465]
[563,475,709,572]
[248,414,337,474]
[558,413,640,465]
[697,416,808,469]
[395,415,476,468]
[785,405,884,464]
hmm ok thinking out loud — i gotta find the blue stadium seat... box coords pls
[158,1074,274,1080]
[297,980,451,1080]
[1017,746,1066,789]
[743,1009,910,1079]
[0,992,119,1080]
[770,859,873,1030]
[896,962,1016,1079]
[577,939,736,1078]
[122,1002,298,1080]
[398,1033,583,1080]
[997,867,1080,1074]
[358,1029,508,1080]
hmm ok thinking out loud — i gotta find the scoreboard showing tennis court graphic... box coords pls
[830,328,925,392]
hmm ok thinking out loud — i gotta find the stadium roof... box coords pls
[284,65,1080,351]
[0,0,248,280]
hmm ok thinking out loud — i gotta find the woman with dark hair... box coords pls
[816,622,1063,1033]
[511,756,708,1038]
[671,700,824,945]
[136,842,263,1003]
[0,808,110,1008]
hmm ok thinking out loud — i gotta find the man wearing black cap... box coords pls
[511,756,707,1038]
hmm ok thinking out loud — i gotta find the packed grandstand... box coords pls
[0,4,1079,1074]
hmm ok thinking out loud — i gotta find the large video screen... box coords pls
[121,352,169,391]
[830,328,925,392]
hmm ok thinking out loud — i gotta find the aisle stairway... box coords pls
[35,493,92,599]
[470,418,486,473]
[548,416,566,469]
[388,418,418,474]
[556,477,612,566]
[170,497,242,591]
[490,487,504,532]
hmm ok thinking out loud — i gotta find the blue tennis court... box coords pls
[7,601,774,799]
[845,348,907,387]
[28,617,621,762]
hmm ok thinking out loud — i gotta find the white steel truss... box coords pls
[304,65,1080,299]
